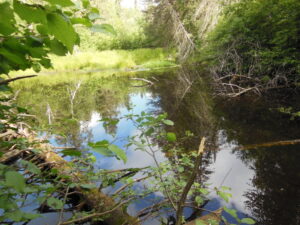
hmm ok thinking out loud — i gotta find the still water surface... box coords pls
[15,67,300,225]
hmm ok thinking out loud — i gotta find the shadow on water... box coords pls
[13,67,300,225]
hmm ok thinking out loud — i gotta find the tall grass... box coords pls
[49,48,176,72]
[8,48,177,77]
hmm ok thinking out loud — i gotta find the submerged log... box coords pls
[241,139,300,150]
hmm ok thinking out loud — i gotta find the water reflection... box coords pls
[14,68,300,224]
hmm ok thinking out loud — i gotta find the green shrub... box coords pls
[203,0,300,83]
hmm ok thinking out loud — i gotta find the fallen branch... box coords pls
[130,78,154,85]
[0,75,37,85]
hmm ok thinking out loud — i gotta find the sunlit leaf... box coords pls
[71,17,92,27]
[166,132,176,142]
[61,149,82,157]
[108,144,127,163]
[195,196,203,205]
[163,119,174,126]
[91,146,114,157]
[241,218,256,224]
[43,0,74,7]
[217,191,232,203]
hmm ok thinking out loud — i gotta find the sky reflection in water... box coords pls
[16,69,300,225]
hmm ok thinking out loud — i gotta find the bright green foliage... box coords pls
[0,0,111,75]
[204,0,300,83]
[89,140,127,163]
[78,0,151,51]
[35,48,176,72]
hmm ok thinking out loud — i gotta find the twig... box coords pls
[113,176,150,196]
[130,78,154,85]
[58,186,70,224]
[144,134,177,211]
[58,198,133,225]
[101,167,149,174]
[175,137,206,225]
[219,168,232,188]
[136,200,168,218]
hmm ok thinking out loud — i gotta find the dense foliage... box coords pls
[145,0,300,92]
[78,0,151,51]
[0,0,112,75]
[202,0,300,86]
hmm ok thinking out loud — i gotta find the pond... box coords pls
[14,67,300,225]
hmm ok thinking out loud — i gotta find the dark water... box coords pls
[14,67,300,225]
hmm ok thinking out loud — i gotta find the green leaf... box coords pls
[108,144,127,163]
[47,13,78,52]
[13,0,47,24]
[241,218,255,224]
[20,160,41,175]
[81,0,90,8]
[89,140,115,157]
[0,48,27,66]
[178,166,184,172]
[36,24,49,35]
[43,0,74,7]
[195,196,203,205]
[90,24,117,35]
[145,127,154,136]
[0,196,17,210]
[49,39,68,56]
[71,17,92,27]
[5,210,23,222]
[0,2,16,35]
[224,206,239,220]
[199,188,209,195]
[80,183,97,189]
[217,191,232,203]
[61,149,82,157]
[92,146,114,157]
[5,171,25,192]
[47,197,64,210]
[163,119,174,126]
[221,186,231,191]
[166,132,176,142]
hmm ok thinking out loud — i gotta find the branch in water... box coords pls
[130,77,154,85]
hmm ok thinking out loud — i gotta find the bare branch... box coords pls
[0,75,37,85]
